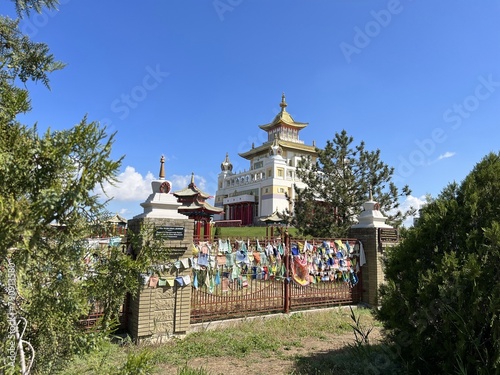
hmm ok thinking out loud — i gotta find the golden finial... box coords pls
[280,92,287,111]
[159,155,165,179]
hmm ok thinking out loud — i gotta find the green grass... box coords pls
[59,307,392,375]
[214,226,299,239]
[176,366,211,375]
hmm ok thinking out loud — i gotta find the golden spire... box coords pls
[280,92,287,111]
[159,155,165,180]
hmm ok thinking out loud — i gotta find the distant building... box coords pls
[214,94,318,225]
[107,213,128,231]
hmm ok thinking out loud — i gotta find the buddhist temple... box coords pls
[173,173,224,239]
[214,94,318,225]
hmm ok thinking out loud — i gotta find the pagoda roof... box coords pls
[177,201,223,216]
[173,172,223,217]
[260,210,285,224]
[259,94,308,131]
[107,213,128,224]
[173,173,211,199]
[239,139,317,160]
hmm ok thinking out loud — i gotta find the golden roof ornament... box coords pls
[258,93,308,132]
[220,152,233,172]
[280,92,287,111]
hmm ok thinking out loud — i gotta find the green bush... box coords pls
[377,152,500,375]
[116,349,154,375]
[176,365,211,375]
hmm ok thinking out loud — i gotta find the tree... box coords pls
[287,129,412,237]
[0,14,64,123]
[7,0,59,17]
[376,152,500,375]
[0,3,164,373]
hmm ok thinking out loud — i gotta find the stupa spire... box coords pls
[159,155,165,180]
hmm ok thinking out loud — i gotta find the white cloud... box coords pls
[385,194,427,228]
[118,207,131,216]
[428,151,456,165]
[438,151,456,160]
[401,194,427,212]
[170,174,208,192]
[96,166,154,201]
[95,168,212,204]
[401,194,427,227]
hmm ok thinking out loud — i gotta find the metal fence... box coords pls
[190,237,362,323]
[78,296,129,332]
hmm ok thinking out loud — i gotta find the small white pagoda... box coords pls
[133,155,186,220]
[351,189,392,229]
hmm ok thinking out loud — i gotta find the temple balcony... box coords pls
[223,194,256,205]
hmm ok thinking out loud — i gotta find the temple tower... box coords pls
[214,94,317,224]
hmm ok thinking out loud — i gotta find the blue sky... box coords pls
[4,1,500,224]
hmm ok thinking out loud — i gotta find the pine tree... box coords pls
[287,129,412,237]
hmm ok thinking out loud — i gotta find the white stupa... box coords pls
[133,155,186,219]
[351,189,392,229]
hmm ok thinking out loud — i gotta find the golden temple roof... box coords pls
[259,93,308,131]
[239,139,317,160]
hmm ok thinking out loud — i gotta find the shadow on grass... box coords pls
[291,342,406,375]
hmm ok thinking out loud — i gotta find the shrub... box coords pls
[377,152,500,374]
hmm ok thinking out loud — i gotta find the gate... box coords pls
[79,294,129,331]
[190,237,362,324]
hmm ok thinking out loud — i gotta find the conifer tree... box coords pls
[0,2,165,373]
[287,129,412,237]
[377,152,500,374]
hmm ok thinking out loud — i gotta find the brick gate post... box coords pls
[349,195,399,307]
[125,156,195,343]
[127,217,194,343]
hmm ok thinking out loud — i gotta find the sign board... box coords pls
[155,226,185,240]
[378,228,399,243]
